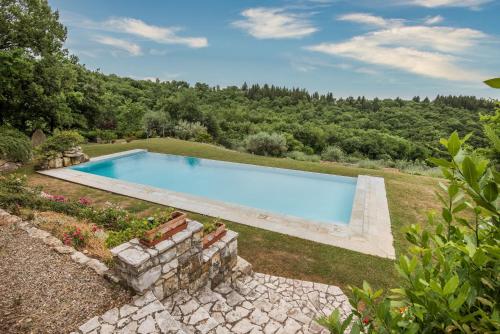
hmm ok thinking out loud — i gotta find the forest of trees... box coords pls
[1,0,497,163]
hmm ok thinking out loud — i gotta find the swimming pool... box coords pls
[71,151,357,225]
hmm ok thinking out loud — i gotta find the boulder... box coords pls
[54,158,63,168]
[63,157,72,167]
[0,160,20,173]
[31,129,46,147]
[48,158,57,169]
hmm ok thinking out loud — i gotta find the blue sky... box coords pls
[50,0,500,99]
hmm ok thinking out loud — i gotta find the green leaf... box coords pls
[484,124,500,152]
[484,77,500,88]
[449,291,468,311]
[442,208,452,223]
[443,275,459,295]
[462,157,477,185]
[448,132,461,157]
[483,182,498,202]
[428,157,452,168]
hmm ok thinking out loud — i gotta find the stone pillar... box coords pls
[110,220,239,299]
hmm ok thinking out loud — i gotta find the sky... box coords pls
[49,0,500,99]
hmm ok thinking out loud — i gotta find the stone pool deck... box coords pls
[75,270,350,334]
[39,149,395,259]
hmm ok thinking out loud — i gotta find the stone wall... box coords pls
[111,220,240,300]
[37,146,89,170]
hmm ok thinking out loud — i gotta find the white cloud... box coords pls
[149,49,169,56]
[338,13,404,28]
[103,18,207,48]
[232,7,317,39]
[424,15,444,25]
[94,36,142,56]
[404,0,491,8]
[306,18,487,82]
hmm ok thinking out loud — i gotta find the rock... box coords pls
[232,318,255,334]
[226,306,250,323]
[86,258,109,276]
[226,290,244,307]
[70,251,90,265]
[54,157,63,168]
[133,291,157,307]
[31,129,46,147]
[100,324,115,334]
[120,304,139,318]
[118,248,150,267]
[130,265,162,293]
[0,160,20,173]
[63,157,72,167]
[48,158,57,169]
[132,300,164,320]
[118,320,138,334]
[137,315,156,334]
[101,307,119,324]
[54,245,75,254]
[179,299,199,315]
[281,318,301,334]
[155,310,182,333]
[268,307,287,323]
[196,317,219,334]
[263,320,281,334]
[43,236,63,247]
[78,316,100,333]
[188,307,210,325]
[249,309,269,326]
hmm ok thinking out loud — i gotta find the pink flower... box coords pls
[51,195,66,202]
[78,197,92,205]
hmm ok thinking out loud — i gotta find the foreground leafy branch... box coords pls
[320,131,499,333]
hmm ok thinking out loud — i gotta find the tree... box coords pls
[0,0,67,56]
[142,111,171,138]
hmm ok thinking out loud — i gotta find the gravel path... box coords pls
[0,219,131,334]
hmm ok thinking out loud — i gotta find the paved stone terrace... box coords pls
[76,271,350,334]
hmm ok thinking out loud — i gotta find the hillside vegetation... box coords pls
[1,1,496,165]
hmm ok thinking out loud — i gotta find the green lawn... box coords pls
[25,138,442,291]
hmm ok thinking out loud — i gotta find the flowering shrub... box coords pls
[78,197,92,206]
[62,226,89,249]
[320,131,499,333]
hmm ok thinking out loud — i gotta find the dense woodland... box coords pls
[1,0,497,163]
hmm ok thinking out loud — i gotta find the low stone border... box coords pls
[0,209,118,282]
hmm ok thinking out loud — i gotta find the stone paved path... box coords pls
[76,270,350,334]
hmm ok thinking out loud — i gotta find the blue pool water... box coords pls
[72,152,357,224]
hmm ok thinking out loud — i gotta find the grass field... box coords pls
[23,138,442,291]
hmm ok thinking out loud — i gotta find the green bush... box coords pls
[286,150,320,162]
[321,146,346,162]
[321,131,499,333]
[245,132,287,157]
[79,204,129,230]
[173,120,211,142]
[96,129,118,143]
[0,126,32,163]
[36,130,84,158]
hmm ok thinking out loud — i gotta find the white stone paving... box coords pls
[74,271,351,334]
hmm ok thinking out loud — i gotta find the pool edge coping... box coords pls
[38,149,395,259]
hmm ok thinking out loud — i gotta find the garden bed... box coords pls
[0,174,223,266]
[0,218,130,334]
